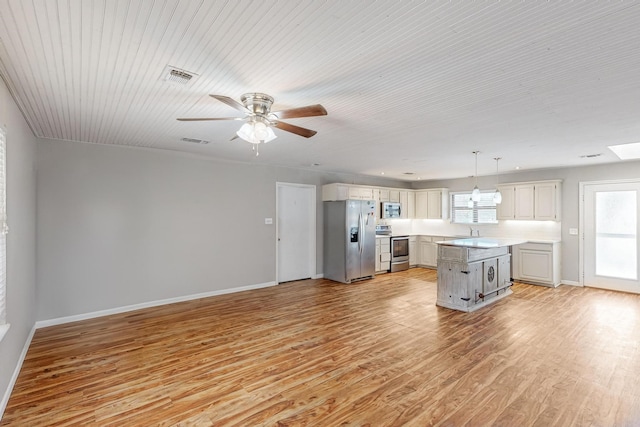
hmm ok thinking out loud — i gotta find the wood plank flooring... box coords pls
[3,268,640,426]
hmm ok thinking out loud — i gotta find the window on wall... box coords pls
[451,191,498,224]
[0,126,6,330]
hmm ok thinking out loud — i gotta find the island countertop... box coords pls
[435,237,528,248]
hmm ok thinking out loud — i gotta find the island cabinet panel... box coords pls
[437,261,482,310]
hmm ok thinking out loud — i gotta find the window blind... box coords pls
[451,191,497,224]
[0,127,6,325]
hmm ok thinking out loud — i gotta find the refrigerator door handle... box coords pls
[358,213,363,253]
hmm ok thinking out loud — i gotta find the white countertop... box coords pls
[435,237,528,248]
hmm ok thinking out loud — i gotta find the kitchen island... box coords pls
[435,238,527,312]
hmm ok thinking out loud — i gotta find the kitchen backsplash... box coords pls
[386,218,561,241]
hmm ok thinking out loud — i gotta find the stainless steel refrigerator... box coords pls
[323,200,376,283]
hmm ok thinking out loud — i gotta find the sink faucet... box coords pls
[469,227,480,237]
[469,227,474,237]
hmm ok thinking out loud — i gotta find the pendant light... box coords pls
[471,151,481,202]
[493,157,502,204]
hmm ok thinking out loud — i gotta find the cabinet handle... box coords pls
[460,297,470,301]
[461,270,469,275]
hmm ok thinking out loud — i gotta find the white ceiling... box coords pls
[1,1,640,181]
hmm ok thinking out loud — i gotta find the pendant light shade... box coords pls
[236,121,277,144]
[471,151,481,202]
[493,157,502,204]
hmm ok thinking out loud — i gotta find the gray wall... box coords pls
[36,139,404,321]
[0,78,37,413]
[414,161,640,282]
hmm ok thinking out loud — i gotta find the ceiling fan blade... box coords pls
[177,117,245,121]
[210,95,250,114]
[274,121,318,138]
[272,104,327,119]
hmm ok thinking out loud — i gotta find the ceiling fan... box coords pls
[177,93,327,155]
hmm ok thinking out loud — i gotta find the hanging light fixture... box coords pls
[493,157,502,204]
[471,151,481,202]
[236,119,277,145]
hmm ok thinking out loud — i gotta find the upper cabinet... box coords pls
[497,180,561,221]
[415,189,449,219]
[323,183,374,201]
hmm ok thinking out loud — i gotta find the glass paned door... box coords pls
[584,181,640,292]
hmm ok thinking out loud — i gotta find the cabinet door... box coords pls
[426,190,442,219]
[375,241,381,272]
[514,184,535,220]
[496,185,515,220]
[389,190,400,203]
[399,191,409,219]
[409,239,417,266]
[359,187,374,200]
[534,183,557,220]
[415,191,429,218]
[519,249,553,283]
[407,191,416,219]
[378,189,390,202]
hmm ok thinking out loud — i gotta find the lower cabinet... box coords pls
[512,242,560,287]
[409,236,417,266]
[375,237,391,273]
[418,236,441,268]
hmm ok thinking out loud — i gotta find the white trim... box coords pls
[560,280,582,287]
[35,281,276,328]
[275,182,317,284]
[0,325,36,419]
[312,273,324,279]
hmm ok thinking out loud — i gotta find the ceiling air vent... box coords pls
[180,137,209,145]
[580,153,602,158]
[161,65,198,85]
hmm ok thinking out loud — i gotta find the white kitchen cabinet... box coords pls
[409,236,417,266]
[406,191,416,219]
[512,242,561,287]
[496,185,516,220]
[496,181,561,221]
[378,188,390,202]
[376,236,391,273]
[533,182,559,220]
[322,183,376,201]
[515,184,535,220]
[399,191,409,219]
[389,190,400,203]
[418,236,439,268]
[415,189,449,219]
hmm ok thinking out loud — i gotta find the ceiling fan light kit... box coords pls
[177,92,327,155]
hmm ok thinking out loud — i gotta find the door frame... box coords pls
[579,178,640,288]
[275,182,317,284]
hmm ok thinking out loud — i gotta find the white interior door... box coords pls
[583,181,640,293]
[277,183,316,283]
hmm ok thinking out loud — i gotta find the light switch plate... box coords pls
[265,218,273,225]
[569,228,578,235]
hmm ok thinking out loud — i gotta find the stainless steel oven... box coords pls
[390,235,410,272]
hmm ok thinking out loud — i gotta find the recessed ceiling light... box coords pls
[515,166,520,170]
[608,142,640,160]
[380,172,385,175]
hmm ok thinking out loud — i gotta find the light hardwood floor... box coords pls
[3,268,640,426]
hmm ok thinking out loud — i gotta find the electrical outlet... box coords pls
[569,228,578,235]
[265,218,273,225]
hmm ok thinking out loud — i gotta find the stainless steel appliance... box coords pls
[375,224,392,235]
[324,200,376,283]
[390,235,410,272]
[381,202,401,219]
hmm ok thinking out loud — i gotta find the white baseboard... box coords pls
[0,324,36,420]
[312,274,324,279]
[35,281,277,329]
[560,280,582,287]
